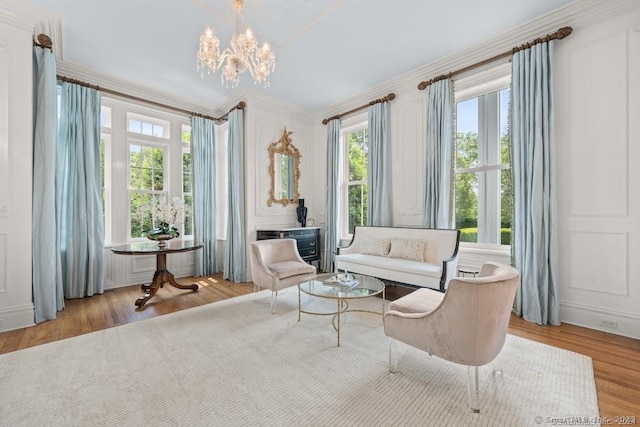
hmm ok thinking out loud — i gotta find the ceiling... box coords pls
[28,0,577,112]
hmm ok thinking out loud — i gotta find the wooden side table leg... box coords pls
[136,270,162,308]
[166,271,199,292]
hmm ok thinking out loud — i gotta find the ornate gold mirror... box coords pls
[268,128,300,206]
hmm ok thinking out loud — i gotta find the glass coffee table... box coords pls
[298,273,385,347]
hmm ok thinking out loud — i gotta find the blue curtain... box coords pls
[367,101,392,226]
[511,41,559,326]
[192,116,218,276]
[424,78,454,228]
[58,82,105,298]
[32,46,64,322]
[322,119,341,273]
[224,108,246,282]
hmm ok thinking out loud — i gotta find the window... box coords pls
[454,88,511,246]
[129,143,167,238]
[100,106,111,243]
[341,121,369,237]
[182,124,193,236]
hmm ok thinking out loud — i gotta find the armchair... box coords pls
[383,262,519,413]
[249,238,316,313]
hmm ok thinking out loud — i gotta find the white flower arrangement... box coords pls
[145,197,187,239]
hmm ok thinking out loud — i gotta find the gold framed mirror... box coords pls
[268,128,300,206]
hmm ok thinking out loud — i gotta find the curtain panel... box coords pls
[423,78,454,229]
[511,41,560,326]
[57,82,105,299]
[322,119,341,273]
[32,46,63,322]
[224,108,247,282]
[367,101,393,226]
[192,116,218,276]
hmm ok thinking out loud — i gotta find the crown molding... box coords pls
[314,0,640,119]
[57,60,222,118]
[0,1,49,31]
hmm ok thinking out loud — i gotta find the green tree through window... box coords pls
[346,128,368,234]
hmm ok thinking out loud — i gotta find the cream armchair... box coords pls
[249,239,316,313]
[383,262,519,413]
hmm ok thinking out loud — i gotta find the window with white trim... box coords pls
[100,98,193,244]
[340,119,369,238]
[454,87,512,247]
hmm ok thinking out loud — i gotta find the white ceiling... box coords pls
[27,0,577,111]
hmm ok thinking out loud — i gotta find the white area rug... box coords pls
[0,289,599,426]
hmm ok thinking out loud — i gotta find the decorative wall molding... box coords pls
[0,206,6,218]
[568,30,628,217]
[394,98,423,216]
[568,231,628,295]
[0,2,46,30]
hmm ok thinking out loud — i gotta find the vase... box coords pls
[147,225,179,248]
[296,198,307,227]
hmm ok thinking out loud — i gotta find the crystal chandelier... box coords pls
[196,0,275,88]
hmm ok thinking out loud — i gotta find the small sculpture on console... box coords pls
[296,198,308,227]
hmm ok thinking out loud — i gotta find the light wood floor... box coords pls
[0,275,638,421]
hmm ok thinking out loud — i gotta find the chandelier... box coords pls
[196,0,275,88]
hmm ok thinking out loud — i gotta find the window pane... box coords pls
[130,192,153,238]
[348,183,368,234]
[100,106,112,128]
[455,172,478,243]
[348,129,368,181]
[130,168,142,190]
[152,124,164,138]
[456,98,479,169]
[182,125,191,144]
[141,122,153,136]
[129,119,141,134]
[130,144,141,167]
[142,168,152,190]
[183,194,193,236]
[500,168,512,245]
[183,152,192,193]
[153,170,163,191]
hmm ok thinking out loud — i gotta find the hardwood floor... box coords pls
[0,276,638,421]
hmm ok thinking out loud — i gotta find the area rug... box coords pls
[0,289,599,426]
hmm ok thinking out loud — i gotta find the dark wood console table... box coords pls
[257,227,321,266]
[111,240,203,308]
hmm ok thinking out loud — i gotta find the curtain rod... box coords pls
[321,93,396,125]
[57,76,245,123]
[417,26,573,90]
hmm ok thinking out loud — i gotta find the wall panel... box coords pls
[568,32,628,217]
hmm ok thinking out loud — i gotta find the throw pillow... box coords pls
[361,238,391,257]
[388,238,425,262]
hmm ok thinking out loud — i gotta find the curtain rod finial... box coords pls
[556,26,573,39]
[386,93,396,101]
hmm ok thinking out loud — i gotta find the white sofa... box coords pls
[334,226,460,292]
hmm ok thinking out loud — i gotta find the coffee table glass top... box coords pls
[299,273,384,299]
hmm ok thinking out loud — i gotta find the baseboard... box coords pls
[560,301,640,339]
[0,303,35,333]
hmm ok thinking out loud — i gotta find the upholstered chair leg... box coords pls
[467,366,480,414]
[270,291,277,314]
[389,338,398,373]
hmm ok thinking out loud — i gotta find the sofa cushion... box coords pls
[388,288,445,314]
[361,238,391,256]
[336,253,441,278]
[267,261,315,279]
[388,238,425,262]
